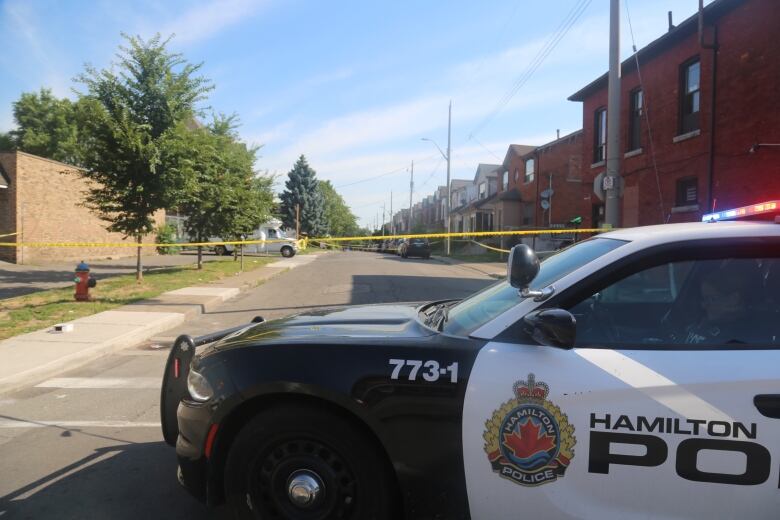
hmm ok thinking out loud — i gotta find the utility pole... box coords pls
[382,203,386,236]
[390,191,394,234]
[295,203,301,238]
[604,0,622,227]
[446,100,452,255]
[409,160,414,232]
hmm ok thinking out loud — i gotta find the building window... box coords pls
[594,108,607,162]
[680,58,700,134]
[524,159,535,184]
[675,177,698,206]
[479,182,486,199]
[502,171,508,190]
[628,88,643,151]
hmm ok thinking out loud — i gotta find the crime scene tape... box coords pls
[0,228,602,249]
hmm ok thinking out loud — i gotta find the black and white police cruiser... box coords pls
[161,200,780,519]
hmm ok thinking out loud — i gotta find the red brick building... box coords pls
[569,0,780,227]
[497,132,586,230]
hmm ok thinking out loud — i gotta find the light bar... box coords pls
[702,200,779,222]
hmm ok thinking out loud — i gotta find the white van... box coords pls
[212,222,299,258]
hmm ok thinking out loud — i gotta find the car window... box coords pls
[569,257,779,347]
[443,238,626,337]
[267,229,278,238]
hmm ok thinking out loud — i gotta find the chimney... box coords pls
[668,11,674,32]
[556,129,560,139]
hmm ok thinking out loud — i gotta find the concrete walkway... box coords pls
[0,253,321,395]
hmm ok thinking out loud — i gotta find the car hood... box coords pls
[209,303,437,351]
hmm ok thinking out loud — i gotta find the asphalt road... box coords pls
[0,251,496,519]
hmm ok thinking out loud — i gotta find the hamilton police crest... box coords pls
[483,373,575,486]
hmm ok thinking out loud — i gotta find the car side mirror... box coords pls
[523,308,576,349]
[507,244,539,289]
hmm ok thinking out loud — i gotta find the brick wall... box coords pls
[533,131,588,227]
[8,151,163,264]
[574,0,780,226]
[0,154,18,262]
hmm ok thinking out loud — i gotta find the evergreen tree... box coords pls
[279,155,326,236]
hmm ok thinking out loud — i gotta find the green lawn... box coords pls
[0,256,277,341]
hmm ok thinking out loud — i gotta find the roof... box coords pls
[473,163,502,183]
[450,179,471,190]
[0,162,9,189]
[498,188,523,201]
[568,0,743,102]
[537,129,583,151]
[503,144,537,168]
[602,220,780,243]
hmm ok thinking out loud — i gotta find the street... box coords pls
[0,251,496,519]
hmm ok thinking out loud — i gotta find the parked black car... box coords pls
[400,238,431,259]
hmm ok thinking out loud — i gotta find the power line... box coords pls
[333,154,439,189]
[467,0,593,140]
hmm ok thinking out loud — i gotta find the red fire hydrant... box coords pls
[74,261,97,301]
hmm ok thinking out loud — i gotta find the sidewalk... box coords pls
[0,254,320,395]
[432,255,506,279]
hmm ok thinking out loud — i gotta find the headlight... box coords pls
[187,368,214,402]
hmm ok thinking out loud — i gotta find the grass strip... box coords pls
[0,256,277,340]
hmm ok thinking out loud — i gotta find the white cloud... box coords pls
[159,0,269,45]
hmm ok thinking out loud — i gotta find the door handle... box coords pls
[754,394,780,419]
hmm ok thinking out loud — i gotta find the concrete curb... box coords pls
[0,255,321,396]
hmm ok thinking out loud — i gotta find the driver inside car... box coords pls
[676,261,763,345]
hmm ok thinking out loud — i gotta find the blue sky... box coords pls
[0,0,713,229]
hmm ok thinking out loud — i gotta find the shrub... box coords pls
[156,224,181,255]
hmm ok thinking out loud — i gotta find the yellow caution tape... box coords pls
[0,228,601,248]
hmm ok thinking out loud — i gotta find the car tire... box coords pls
[224,404,396,520]
[280,246,295,258]
[215,245,228,256]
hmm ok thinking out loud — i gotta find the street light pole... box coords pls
[446,100,452,256]
[421,100,452,255]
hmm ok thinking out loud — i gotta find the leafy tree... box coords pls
[6,88,84,164]
[318,180,359,236]
[75,33,212,281]
[279,155,326,236]
[177,114,274,268]
[0,132,12,151]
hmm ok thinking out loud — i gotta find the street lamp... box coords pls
[421,101,452,255]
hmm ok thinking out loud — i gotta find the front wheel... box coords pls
[280,246,295,258]
[214,245,228,256]
[224,405,396,520]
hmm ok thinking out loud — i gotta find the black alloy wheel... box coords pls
[224,405,396,520]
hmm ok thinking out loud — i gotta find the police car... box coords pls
[161,201,780,519]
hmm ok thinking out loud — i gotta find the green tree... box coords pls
[0,132,12,151]
[75,33,212,281]
[318,180,359,236]
[279,155,326,236]
[178,114,274,268]
[7,88,84,164]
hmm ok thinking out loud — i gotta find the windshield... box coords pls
[442,238,626,337]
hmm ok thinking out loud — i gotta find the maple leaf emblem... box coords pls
[503,419,555,460]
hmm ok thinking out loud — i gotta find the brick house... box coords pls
[568,0,780,227]
[0,151,164,264]
[495,144,536,232]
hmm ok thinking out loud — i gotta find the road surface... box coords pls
[0,251,496,519]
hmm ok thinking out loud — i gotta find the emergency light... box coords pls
[702,200,779,222]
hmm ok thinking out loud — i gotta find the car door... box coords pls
[463,239,780,519]
[265,228,282,254]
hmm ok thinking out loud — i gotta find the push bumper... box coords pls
[175,399,213,500]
